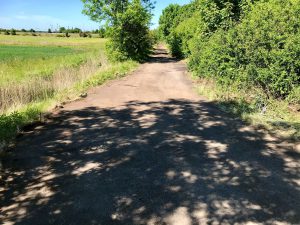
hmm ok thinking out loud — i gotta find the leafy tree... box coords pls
[105,0,153,61]
[29,29,35,33]
[21,29,26,32]
[59,27,66,33]
[159,4,181,39]
[48,28,52,33]
[98,27,106,38]
[159,3,197,57]
[82,0,155,61]
[11,29,16,35]
[82,0,154,24]
[73,28,82,33]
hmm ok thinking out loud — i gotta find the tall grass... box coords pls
[0,53,107,113]
[0,35,139,146]
[0,59,138,146]
[0,35,105,112]
[193,76,300,141]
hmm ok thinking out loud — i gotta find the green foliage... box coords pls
[190,0,300,99]
[105,0,152,61]
[59,27,82,34]
[59,27,66,33]
[82,0,154,23]
[98,27,106,38]
[4,30,10,35]
[234,0,300,98]
[82,0,154,61]
[159,4,181,38]
[159,3,197,57]
[160,0,300,102]
[0,60,138,144]
[79,32,88,38]
[11,29,16,35]
[149,29,160,45]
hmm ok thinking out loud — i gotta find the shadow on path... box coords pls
[1,99,299,225]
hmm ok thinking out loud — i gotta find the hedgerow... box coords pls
[159,0,300,102]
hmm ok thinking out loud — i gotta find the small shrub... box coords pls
[106,0,153,62]
[11,29,17,35]
[79,32,88,38]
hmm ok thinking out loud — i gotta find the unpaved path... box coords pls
[1,48,299,225]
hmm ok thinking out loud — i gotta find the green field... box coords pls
[0,35,106,84]
[0,34,138,143]
[0,45,76,61]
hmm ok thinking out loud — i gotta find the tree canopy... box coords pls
[82,0,155,61]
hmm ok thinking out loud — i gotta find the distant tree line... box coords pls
[0,28,35,34]
[0,27,107,38]
[57,26,107,38]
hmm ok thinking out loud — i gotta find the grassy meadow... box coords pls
[0,35,106,84]
[0,34,138,145]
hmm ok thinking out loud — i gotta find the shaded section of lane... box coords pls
[1,100,299,225]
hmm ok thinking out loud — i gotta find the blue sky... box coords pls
[0,0,190,31]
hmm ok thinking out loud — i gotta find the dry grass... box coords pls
[0,53,108,114]
[192,76,300,141]
[0,35,108,113]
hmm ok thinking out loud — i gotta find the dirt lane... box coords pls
[1,48,299,225]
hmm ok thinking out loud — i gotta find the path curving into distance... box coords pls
[1,47,299,225]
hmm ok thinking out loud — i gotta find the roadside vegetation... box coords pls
[159,0,300,140]
[0,34,138,147]
[0,0,156,148]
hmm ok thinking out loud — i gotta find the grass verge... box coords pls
[192,75,300,141]
[0,60,138,148]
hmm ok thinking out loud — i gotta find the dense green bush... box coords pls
[160,0,300,101]
[189,0,300,99]
[235,0,300,98]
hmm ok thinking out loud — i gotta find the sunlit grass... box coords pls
[0,34,139,145]
[0,35,106,84]
[193,75,300,141]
